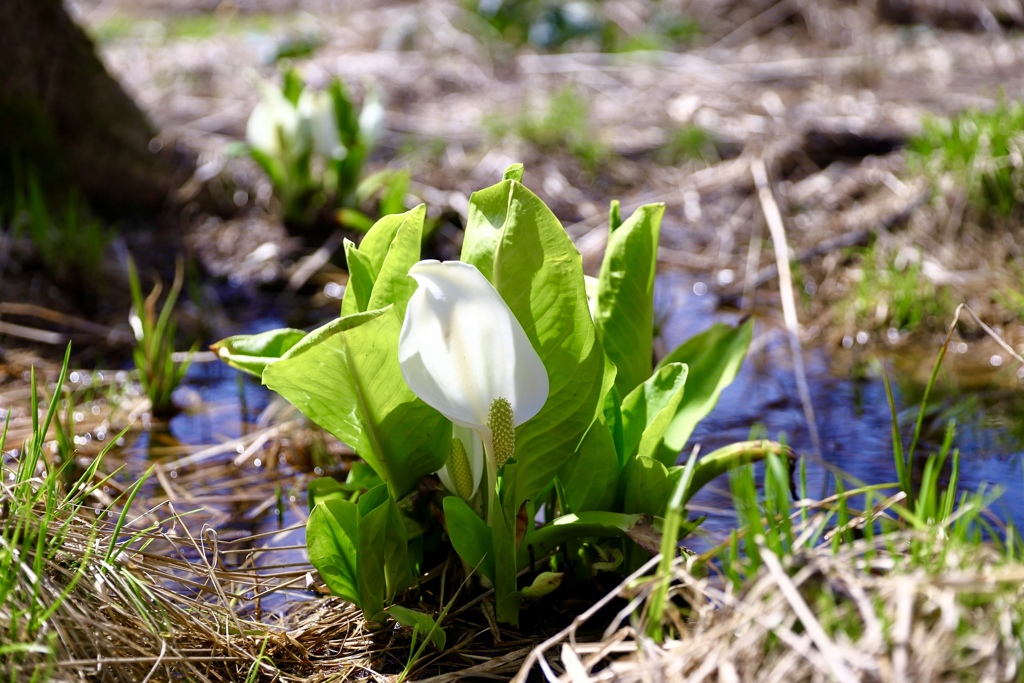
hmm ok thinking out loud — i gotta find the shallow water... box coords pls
[657,272,1024,545]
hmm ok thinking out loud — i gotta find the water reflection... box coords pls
[656,272,1024,548]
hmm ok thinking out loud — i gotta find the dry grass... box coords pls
[519,510,1024,682]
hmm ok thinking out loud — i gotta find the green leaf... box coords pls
[557,354,619,512]
[282,67,305,105]
[608,199,622,231]
[342,239,375,316]
[520,572,563,599]
[308,477,348,509]
[656,320,753,460]
[620,362,689,467]
[248,147,286,189]
[336,207,375,232]
[520,511,644,571]
[503,163,524,182]
[595,203,664,398]
[356,499,388,620]
[357,208,417,274]
[367,204,425,317]
[380,170,410,216]
[264,307,449,496]
[342,207,425,317]
[307,499,360,607]
[442,496,495,583]
[388,605,446,650]
[622,456,678,517]
[346,461,384,491]
[685,440,789,506]
[556,417,619,513]
[211,327,307,377]
[461,176,606,505]
[357,486,415,621]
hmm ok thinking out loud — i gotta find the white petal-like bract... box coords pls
[398,260,549,433]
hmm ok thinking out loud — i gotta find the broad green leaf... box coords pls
[442,496,495,583]
[356,481,391,515]
[461,176,605,504]
[366,204,425,317]
[656,320,753,460]
[357,209,416,274]
[211,327,307,377]
[383,496,416,596]
[342,240,375,316]
[620,362,689,467]
[341,207,425,316]
[556,417,619,513]
[284,310,380,358]
[600,361,625,463]
[621,456,678,517]
[347,461,384,491]
[595,203,665,397]
[307,499,360,607]
[388,605,446,650]
[264,306,449,496]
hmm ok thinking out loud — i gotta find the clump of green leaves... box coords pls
[127,256,196,418]
[909,98,1024,222]
[2,172,112,289]
[213,166,772,628]
[489,86,607,170]
[241,68,405,231]
[845,244,952,333]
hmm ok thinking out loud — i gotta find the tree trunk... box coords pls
[0,0,183,215]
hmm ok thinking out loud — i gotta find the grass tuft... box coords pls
[909,97,1024,223]
[127,255,197,418]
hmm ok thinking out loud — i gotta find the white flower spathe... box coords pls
[298,89,345,160]
[398,260,549,514]
[245,84,303,158]
[398,260,548,432]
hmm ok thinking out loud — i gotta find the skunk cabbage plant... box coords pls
[212,165,780,628]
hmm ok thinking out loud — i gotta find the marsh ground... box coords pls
[3,0,1024,680]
